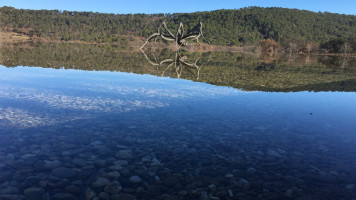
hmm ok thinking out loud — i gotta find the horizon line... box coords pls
[1,5,355,16]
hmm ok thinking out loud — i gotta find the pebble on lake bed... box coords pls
[129,175,142,184]
[92,177,110,188]
[208,184,216,191]
[53,193,77,200]
[23,187,44,200]
[104,181,122,194]
[51,167,76,178]
[225,173,234,178]
[346,184,354,190]
[105,171,121,178]
[247,167,256,174]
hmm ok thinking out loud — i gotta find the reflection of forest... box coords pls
[1,42,355,92]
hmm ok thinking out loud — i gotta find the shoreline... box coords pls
[1,31,356,57]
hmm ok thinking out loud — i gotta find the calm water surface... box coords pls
[0,44,356,200]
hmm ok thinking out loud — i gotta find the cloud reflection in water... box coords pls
[0,66,242,129]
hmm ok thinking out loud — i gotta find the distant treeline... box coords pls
[1,6,356,52]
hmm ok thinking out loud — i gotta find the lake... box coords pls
[0,42,356,200]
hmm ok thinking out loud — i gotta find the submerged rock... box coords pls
[228,189,233,198]
[115,150,133,159]
[105,171,120,179]
[113,160,128,166]
[72,158,87,167]
[178,190,188,196]
[44,160,62,169]
[92,177,110,188]
[21,154,36,160]
[225,173,234,178]
[52,167,76,178]
[23,187,44,200]
[99,192,110,200]
[0,187,20,195]
[105,181,122,194]
[112,193,135,200]
[64,185,81,195]
[108,165,123,171]
[90,140,103,146]
[129,175,142,184]
[208,184,216,191]
[85,189,96,200]
[53,193,77,200]
[285,189,294,198]
[247,167,256,174]
[267,149,282,158]
[346,184,354,190]
[200,191,209,200]
[0,194,26,200]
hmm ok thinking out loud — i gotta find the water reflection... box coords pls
[0,65,241,129]
[1,42,355,92]
[140,48,211,80]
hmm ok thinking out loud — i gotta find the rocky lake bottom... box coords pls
[0,66,356,200]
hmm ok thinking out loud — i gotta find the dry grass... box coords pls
[0,31,31,43]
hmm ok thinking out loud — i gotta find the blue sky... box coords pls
[0,0,355,15]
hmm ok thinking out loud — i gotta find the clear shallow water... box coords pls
[0,65,356,200]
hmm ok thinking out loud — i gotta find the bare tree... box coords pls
[342,42,351,57]
[140,22,210,49]
[305,42,312,54]
[288,42,298,54]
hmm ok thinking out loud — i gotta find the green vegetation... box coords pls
[320,38,356,54]
[1,42,355,92]
[1,6,356,48]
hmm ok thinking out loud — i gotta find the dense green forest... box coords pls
[1,6,356,49]
[1,42,355,92]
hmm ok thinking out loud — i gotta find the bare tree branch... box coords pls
[140,21,210,49]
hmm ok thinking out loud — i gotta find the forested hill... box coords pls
[1,6,356,46]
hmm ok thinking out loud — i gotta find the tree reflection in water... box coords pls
[1,42,355,92]
[140,48,212,80]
